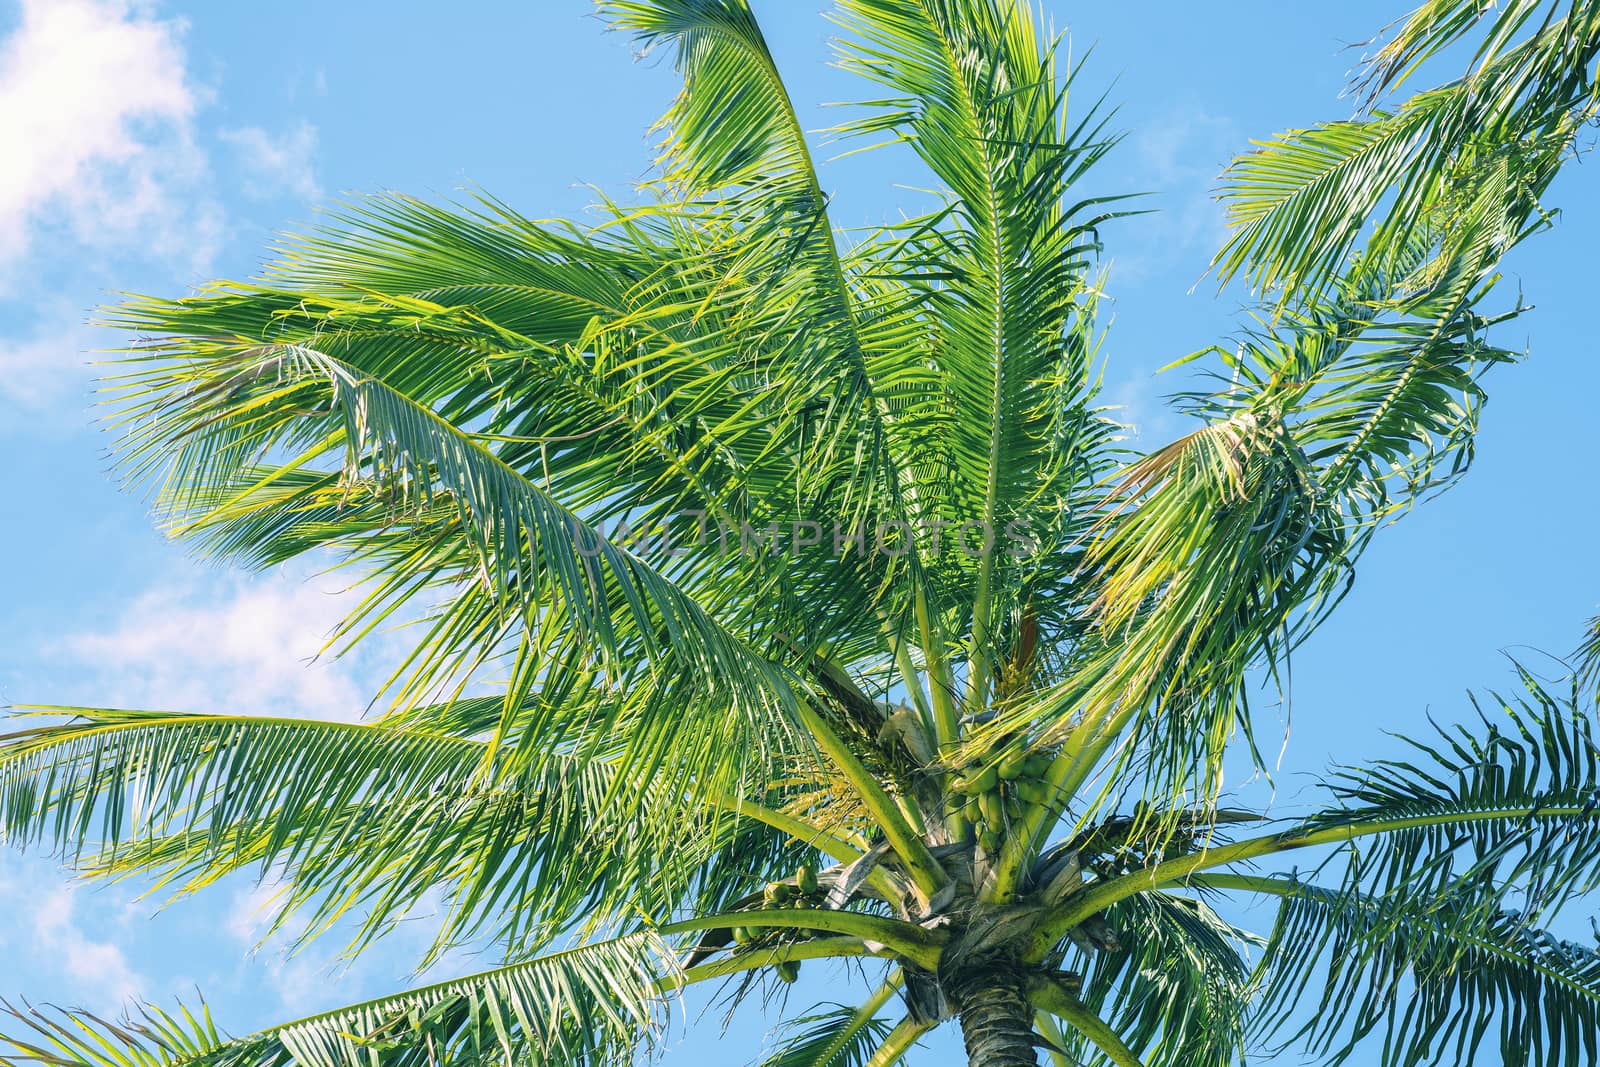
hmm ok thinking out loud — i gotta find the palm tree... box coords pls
[4,2,1600,1064]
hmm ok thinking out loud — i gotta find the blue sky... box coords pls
[1,1,1597,1063]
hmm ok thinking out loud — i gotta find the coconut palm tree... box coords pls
[4,2,1600,1064]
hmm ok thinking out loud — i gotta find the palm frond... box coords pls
[1214,0,1600,299]
[1577,612,1600,701]
[103,272,834,812]
[0,709,482,865]
[0,1000,228,1067]
[1358,0,1579,102]
[1247,875,1600,1066]
[834,0,1128,711]
[1031,667,1600,961]
[604,0,813,194]
[758,985,899,1067]
[1294,667,1600,912]
[1053,891,1253,1067]
[603,0,930,551]
[0,934,673,1067]
[1009,204,1529,866]
[0,706,823,963]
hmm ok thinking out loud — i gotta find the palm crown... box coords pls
[4,2,1600,1065]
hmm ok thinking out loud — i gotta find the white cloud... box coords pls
[223,878,465,1016]
[0,308,96,412]
[31,883,145,1008]
[1110,106,1240,287]
[226,879,285,947]
[222,121,320,202]
[52,570,389,721]
[1135,107,1237,188]
[1105,369,1185,446]
[0,0,220,281]
[287,67,329,102]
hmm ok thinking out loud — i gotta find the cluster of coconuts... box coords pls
[732,862,821,983]
[950,749,1053,853]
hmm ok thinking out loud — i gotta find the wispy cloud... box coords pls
[0,0,222,284]
[0,305,98,414]
[224,878,465,1016]
[49,569,393,721]
[1105,368,1188,447]
[225,880,285,947]
[222,121,321,202]
[286,66,329,104]
[30,883,146,1009]
[1109,106,1241,287]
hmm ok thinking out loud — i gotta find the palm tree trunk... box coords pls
[949,964,1038,1066]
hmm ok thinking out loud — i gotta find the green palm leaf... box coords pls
[0,934,673,1067]
[1247,877,1600,1066]
[1214,0,1600,299]
[834,0,1128,714]
[758,983,900,1067]
[0,705,824,963]
[1056,891,1254,1067]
